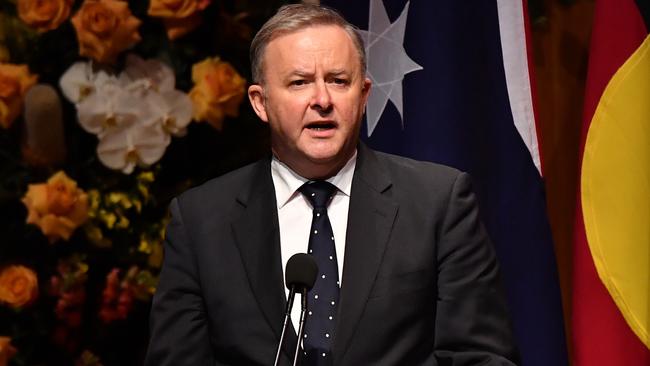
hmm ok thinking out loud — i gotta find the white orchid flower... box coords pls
[61,55,193,174]
[76,83,142,136]
[122,54,176,93]
[144,89,193,136]
[97,123,170,174]
[59,61,114,104]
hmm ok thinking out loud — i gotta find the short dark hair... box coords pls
[250,4,367,84]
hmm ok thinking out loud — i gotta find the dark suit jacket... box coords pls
[145,144,519,366]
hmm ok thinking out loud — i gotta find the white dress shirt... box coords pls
[271,151,356,332]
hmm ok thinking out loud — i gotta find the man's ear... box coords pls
[248,84,269,122]
[361,77,372,109]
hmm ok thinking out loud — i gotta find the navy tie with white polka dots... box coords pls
[298,181,339,366]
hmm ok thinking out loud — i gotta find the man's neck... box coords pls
[271,152,356,180]
[272,150,358,182]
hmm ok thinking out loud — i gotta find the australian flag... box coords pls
[323,1,569,365]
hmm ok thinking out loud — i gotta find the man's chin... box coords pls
[281,151,346,179]
[303,149,348,165]
[274,143,354,178]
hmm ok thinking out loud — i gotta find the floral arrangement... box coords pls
[0,0,286,364]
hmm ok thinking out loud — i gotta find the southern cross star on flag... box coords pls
[322,1,569,365]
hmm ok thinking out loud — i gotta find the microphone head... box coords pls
[285,253,318,291]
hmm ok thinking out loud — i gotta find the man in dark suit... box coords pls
[145,4,518,366]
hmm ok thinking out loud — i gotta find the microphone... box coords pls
[274,253,317,366]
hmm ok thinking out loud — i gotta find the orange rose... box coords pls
[189,57,246,130]
[22,171,89,242]
[0,337,17,366]
[17,0,74,33]
[148,0,211,40]
[0,265,39,308]
[70,0,141,63]
[0,63,37,129]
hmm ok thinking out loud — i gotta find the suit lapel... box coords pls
[231,158,298,363]
[332,145,398,365]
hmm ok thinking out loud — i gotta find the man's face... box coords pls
[248,25,371,179]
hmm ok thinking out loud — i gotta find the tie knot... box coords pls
[299,181,337,208]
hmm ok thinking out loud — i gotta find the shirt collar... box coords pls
[271,150,357,209]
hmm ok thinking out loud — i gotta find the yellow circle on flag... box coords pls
[582,34,650,349]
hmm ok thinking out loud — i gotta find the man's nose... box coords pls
[310,81,333,114]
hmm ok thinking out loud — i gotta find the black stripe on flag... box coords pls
[636,0,650,31]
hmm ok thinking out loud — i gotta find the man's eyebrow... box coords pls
[285,70,314,78]
[281,69,353,79]
[328,69,349,76]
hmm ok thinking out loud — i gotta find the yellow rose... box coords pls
[17,0,74,33]
[189,57,246,130]
[22,171,89,242]
[147,0,211,40]
[70,0,141,63]
[0,63,37,129]
[0,265,39,308]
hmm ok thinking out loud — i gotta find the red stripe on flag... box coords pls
[580,0,647,129]
[572,0,650,364]
[572,207,650,364]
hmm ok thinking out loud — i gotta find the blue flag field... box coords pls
[323,1,569,365]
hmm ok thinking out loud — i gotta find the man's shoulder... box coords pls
[359,147,472,219]
[175,157,268,208]
[369,148,463,185]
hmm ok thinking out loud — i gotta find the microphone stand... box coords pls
[292,287,309,366]
[274,253,318,366]
[274,286,296,366]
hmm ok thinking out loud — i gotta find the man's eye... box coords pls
[333,78,348,85]
[290,80,306,86]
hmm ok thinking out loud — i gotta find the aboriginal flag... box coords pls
[323,1,569,365]
[572,0,650,364]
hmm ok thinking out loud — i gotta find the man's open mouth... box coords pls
[306,121,336,131]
